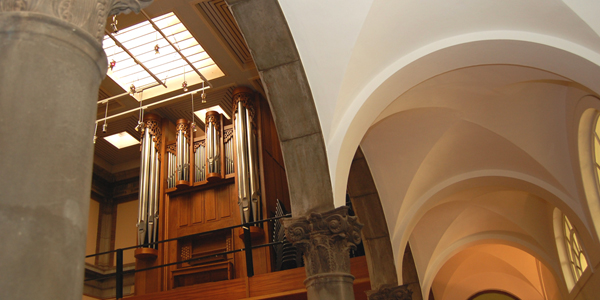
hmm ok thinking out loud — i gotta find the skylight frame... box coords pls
[102,12,223,100]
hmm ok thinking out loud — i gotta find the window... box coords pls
[563,215,589,282]
[593,115,600,188]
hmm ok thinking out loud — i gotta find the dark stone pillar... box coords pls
[285,206,363,300]
[0,1,150,299]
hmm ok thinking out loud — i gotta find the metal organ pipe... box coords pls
[137,114,161,248]
[206,111,221,181]
[175,119,190,188]
[233,87,261,224]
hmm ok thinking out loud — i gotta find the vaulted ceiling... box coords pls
[276,1,600,299]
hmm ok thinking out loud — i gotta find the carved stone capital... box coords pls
[366,284,413,300]
[0,0,152,42]
[284,206,363,277]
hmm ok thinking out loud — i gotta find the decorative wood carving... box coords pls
[206,113,221,133]
[176,119,190,139]
[223,128,234,143]
[232,87,257,128]
[140,115,161,156]
[166,143,176,155]
[284,206,363,277]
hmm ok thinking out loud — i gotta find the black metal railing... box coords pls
[85,214,292,299]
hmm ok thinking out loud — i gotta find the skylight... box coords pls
[103,12,224,99]
[104,132,140,149]
[194,105,230,123]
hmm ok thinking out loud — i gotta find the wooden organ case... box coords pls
[134,87,290,295]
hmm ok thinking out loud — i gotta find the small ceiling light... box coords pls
[104,132,140,149]
[182,81,188,92]
[109,59,116,71]
[154,44,160,54]
[129,84,136,95]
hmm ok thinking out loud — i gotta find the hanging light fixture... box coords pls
[135,91,144,132]
[182,66,188,92]
[102,100,109,133]
[201,81,206,103]
[93,122,98,144]
[111,15,119,33]
[190,92,197,132]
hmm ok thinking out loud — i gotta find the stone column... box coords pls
[285,206,363,300]
[0,1,150,299]
[366,284,413,300]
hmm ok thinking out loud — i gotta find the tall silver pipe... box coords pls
[233,87,261,225]
[246,108,261,222]
[137,129,150,246]
[235,107,250,223]
[146,138,156,246]
[184,136,189,181]
[206,111,221,180]
[151,154,160,246]
[175,119,190,186]
[137,114,161,247]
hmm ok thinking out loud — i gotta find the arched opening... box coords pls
[468,290,520,300]
[553,208,591,291]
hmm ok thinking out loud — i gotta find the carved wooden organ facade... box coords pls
[134,87,290,294]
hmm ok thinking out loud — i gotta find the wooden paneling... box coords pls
[169,183,237,237]
[205,188,217,222]
[191,192,203,224]
[129,256,370,300]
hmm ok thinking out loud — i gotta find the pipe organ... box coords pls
[137,114,162,248]
[134,87,291,294]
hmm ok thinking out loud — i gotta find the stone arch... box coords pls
[226,0,334,215]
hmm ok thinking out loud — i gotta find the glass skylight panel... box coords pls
[103,12,224,99]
